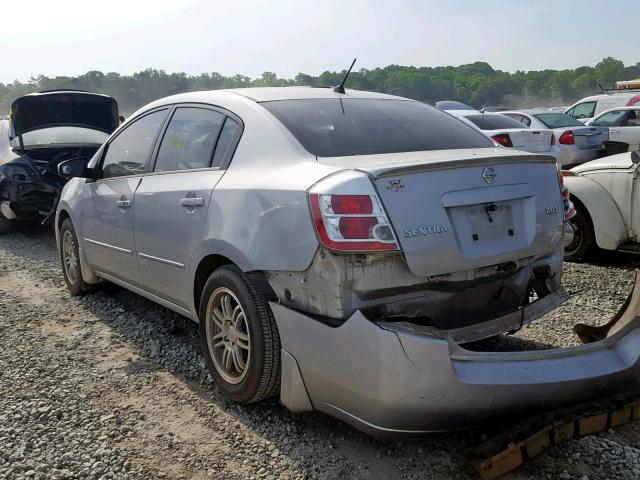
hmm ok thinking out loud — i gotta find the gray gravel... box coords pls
[1,226,640,479]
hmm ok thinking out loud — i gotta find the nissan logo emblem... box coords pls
[482,166,497,184]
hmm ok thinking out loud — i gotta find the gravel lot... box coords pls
[1,227,640,480]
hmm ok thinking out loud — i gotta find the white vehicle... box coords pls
[563,150,640,260]
[502,110,608,167]
[449,110,560,160]
[586,106,640,152]
[564,92,640,123]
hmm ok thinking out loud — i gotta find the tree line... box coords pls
[1,57,638,115]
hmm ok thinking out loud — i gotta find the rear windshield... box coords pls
[261,99,493,157]
[534,113,583,128]
[464,114,527,130]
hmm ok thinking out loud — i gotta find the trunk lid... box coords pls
[9,91,119,139]
[563,126,609,149]
[491,128,553,153]
[321,148,563,277]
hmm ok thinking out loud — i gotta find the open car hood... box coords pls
[9,91,119,138]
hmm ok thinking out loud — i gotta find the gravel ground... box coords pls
[1,227,640,480]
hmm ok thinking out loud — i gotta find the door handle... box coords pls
[180,197,204,207]
[117,199,132,208]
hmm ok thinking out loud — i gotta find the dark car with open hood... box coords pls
[0,90,119,232]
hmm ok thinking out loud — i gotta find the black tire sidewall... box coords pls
[199,266,278,403]
[59,218,86,296]
[0,212,11,234]
[564,206,594,261]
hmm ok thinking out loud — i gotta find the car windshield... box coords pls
[463,114,527,130]
[261,98,493,157]
[19,126,109,147]
[534,113,583,128]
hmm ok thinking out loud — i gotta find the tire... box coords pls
[59,218,92,296]
[563,204,595,262]
[0,212,12,234]
[199,265,281,404]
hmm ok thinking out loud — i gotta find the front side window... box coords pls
[101,110,167,179]
[625,110,640,127]
[592,110,627,127]
[154,107,226,172]
[262,98,493,157]
[567,101,596,119]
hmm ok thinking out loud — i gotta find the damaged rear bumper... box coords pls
[272,273,640,436]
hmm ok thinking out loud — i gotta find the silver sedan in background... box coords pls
[502,110,608,167]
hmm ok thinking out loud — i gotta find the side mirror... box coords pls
[58,158,91,178]
[632,151,640,164]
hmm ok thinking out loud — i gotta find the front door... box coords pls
[133,106,241,307]
[82,109,168,285]
[618,110,640,151]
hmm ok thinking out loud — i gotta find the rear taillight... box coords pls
[558,169,576,221]
[559,130,575,145]
[309,173,399,252]
[551,133,556,145]
[491,133,513,147]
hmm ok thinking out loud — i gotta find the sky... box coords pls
[1,0,637,84]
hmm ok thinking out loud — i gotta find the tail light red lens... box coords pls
[330,194,373,214]
[559,130,575,145]
[491,133,513,147]
[338,217,378,239]
[309,187,399,252]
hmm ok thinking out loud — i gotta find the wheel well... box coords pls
[570,194,593,228]
[194,255,232,315]
[193,255,277,319]
[57,209,70,233]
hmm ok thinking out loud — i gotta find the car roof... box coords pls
[225,86,405,102]
[128,87,414,121]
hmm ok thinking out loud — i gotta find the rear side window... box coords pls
[463,114,527,130]
[566,101,596,119]
[592,110,627,127]
[101,109,167,179]
[154,107,225,172]
[534,113,583,128]
[262,99,492,157]
[211,118,240,167]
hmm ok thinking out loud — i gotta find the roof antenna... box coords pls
[333,58,357,94]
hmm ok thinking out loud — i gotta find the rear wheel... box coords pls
[60,218,92,296]
[563,204,595,262]
[199,266,280,403]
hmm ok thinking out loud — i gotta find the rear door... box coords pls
[133,105,242,308]
[592,109,628,142]
[618,109,640,151]
[81,108,168,285]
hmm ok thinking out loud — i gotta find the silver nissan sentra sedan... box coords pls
[55,87,640,435]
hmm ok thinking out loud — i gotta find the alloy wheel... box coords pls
[205,287,251,384]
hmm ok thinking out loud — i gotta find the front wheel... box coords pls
[199,266,281,403]
[0,211,12,234]
[563,204,595,262]
[59,218,92,295]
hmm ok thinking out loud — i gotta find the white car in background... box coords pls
[501,110,608,167]
[586,106,640,152]
[449,110,560,160]
[564,91,640,123]
[563,151,640,261]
